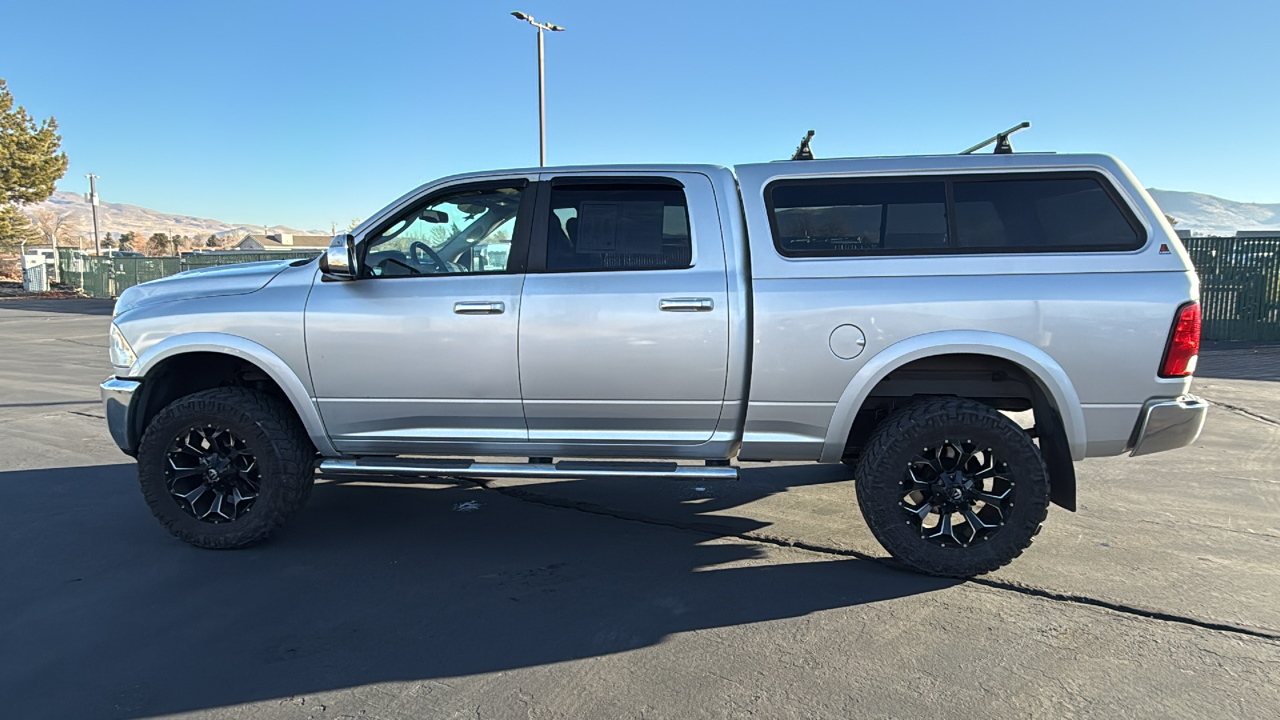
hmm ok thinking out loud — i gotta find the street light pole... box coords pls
[511,12,565,166]
[86,174,102,256]
[537,26,545,166]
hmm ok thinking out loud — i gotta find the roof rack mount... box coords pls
[960,121,1031,155]
[791,130,816,161]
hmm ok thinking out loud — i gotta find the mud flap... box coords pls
[1033,388,1077,512]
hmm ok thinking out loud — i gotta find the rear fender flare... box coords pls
[820,331,1086,463]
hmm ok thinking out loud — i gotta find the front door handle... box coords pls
[659,297,714,312]
[453,301,505,315]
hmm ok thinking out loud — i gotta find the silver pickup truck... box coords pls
[101,151,1206,576]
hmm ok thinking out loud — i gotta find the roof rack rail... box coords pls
[960,121,1031,155]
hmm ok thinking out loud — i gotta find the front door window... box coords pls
[363,186,524,277]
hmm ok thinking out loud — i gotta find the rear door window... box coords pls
[543,184,692,272]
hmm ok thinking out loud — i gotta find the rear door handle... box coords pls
[659,297,714,312]
[453,301,505,315]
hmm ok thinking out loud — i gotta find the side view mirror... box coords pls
[319,234,358,280]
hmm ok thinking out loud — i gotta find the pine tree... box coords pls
[0,79,68,248]
[0,205,39,246]
[146,232,170,256]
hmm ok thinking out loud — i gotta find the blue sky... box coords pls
[3,0,1277,231]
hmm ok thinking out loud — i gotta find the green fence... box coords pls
[1183,236,1280,342]
[111,257,182,293]
[56,249,321,299]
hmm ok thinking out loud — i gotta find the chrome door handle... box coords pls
[453,301,505,315]
[659,297,714,312]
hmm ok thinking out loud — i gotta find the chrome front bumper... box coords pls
[101,376,141,455]
[1130,394,1208,457]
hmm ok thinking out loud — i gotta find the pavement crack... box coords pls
[54,337,107,349]
[1207,398,1280,426]
[477,482,1280,643]
[967,577,1280,642]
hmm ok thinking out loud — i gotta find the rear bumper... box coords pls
[101,376,141,456]
[1129,394,1208,457]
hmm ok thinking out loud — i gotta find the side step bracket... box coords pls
[317,457,739,481]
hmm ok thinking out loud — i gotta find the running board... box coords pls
[317,458,739,481]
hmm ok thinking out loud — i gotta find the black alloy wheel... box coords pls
[166,426,261,523]
[901,439,1015,548]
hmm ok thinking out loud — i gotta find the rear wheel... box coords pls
[137,387,315,549]
[855,397,1049,577]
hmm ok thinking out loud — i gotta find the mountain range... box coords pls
[20,188,1279,242]
[1145,189,1280,236]
[23,191,319,241]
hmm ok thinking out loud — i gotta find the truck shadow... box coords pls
[0,296,116,315]
[0,463,953,719]
[1197,342,1280,381]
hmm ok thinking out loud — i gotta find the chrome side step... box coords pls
[317,457,739,481]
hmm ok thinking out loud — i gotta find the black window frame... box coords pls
[528,176,693,274]
[357,178,536,280]
[765,170,1147,258]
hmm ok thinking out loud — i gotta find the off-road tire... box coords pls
[137,387,315,549]
[855,397,1050,577]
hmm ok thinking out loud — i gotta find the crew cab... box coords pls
[101,150,1206,576]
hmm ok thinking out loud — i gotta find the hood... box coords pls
[113,260,298,316]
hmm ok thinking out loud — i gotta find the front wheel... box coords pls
[137,387,315,549]
[855,397,1050,577]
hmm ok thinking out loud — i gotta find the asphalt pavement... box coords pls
[1,298,1277,719]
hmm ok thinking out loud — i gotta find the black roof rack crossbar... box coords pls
[960,121,1031,155]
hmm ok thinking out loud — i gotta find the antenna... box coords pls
[791,130,816,161]
[960,121,1031,155]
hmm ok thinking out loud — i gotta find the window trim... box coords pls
[528,178,695,274]
[357,178,535,280]
[764,170,1148,258]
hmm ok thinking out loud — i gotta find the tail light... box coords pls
[1159,302,1201,377]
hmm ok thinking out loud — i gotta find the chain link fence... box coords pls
[56,249,322,299]
[1183,236,1280,342]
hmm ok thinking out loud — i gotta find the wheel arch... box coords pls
[129,333,337,457]
[820,331,1087,465]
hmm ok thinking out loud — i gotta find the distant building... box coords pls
[235,233,332,251]
[1235,230,1280,238]
[1175,229,1194,239]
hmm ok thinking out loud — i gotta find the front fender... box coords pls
[130,332,338,457]
[819,331,1087,463]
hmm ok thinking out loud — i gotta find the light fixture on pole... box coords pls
[511,11,565,166]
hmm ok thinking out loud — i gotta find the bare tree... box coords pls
[33,208,83,249]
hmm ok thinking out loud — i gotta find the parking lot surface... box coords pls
[1,299,1277,719]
